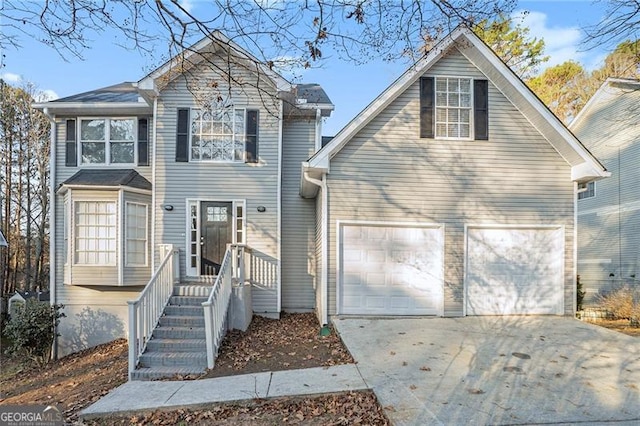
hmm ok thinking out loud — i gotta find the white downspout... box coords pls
[573,181,578,315]
[277,99,284,314]
[42,108,58,359]
[303,171,328,326]
[151,97,158,272]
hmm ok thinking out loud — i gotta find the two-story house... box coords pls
[36,27,608,380]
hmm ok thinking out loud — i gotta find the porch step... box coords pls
[169,295,208,306]
[152,326,206,340]
[172,284,212,298]
[146,338,207,352]
[138,351,208,368]
[159,315,205,328]
[163,305,204,316]
[132,282,212,380]
[130,366,206,381]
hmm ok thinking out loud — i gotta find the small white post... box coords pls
[127,301,138,379]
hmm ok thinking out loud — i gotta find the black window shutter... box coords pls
[176,109,189,162]
[137,118,149,166]
[245,109,259,163]
[420,77,435,138]
[474,79,489,140]
[65,119,77,166]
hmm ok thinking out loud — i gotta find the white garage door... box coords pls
[466,226,564,315]
[339,223,444,316]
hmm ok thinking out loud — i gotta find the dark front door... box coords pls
[200,201,233,275]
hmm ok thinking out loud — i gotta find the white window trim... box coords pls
[188,107,247,163]
[72,199,118,266]
[185,199,246,277]
[433,76,474,141]
[78,117,138,166]
[578,181,596,200]
[125,201,149,267]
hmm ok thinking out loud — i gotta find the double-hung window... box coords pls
[435,77,472,139]
[80,118,136,164]
[578,181,596,200]
[420,76,488,140]
[125,202,148,266]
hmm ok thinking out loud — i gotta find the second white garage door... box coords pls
[466,226,565,315]
[339,223,444,316]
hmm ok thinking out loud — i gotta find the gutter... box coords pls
[303,171,328,326]
[42,108,58,359]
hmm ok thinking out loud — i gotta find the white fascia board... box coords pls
[32,103,152,116]
[462,31,608,174]
[57,184,152,195]
[571,162,611,183]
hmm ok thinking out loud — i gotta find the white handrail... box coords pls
[127,244,179,378]
[203,245,244,368]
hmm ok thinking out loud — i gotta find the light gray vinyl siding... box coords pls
[281,119,316,310]
[325,49,575,316]
[573,83,640,305]
[52,118,152,354]
[154,57,281,314]
[459,45,584,166]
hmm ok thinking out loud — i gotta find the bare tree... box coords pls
[0,81,50,297]
[584,0,640,49]
[1,1,516,72]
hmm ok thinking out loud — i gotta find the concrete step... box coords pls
[146,338,207,352]
[130,366,206,381]
[173,285,212,298]
[163,305,204,316]
[169,295,208,306]
[159,315,205,328]
[138,351,208,368]
[152,326,206,339]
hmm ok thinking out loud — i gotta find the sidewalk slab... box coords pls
[268,364,369,397]
[80,363,367,419]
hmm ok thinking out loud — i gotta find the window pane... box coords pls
[81,119,105,141]
[111,142,134,163]
[75,201,116,265]
[460,79,471,92]
[460,109,470,123]
[460,123,470,138]
[461,93,471,107]
[436,78,447,91]
[448,94,459,107]
[110,119,135,141]
[436,92,447,107]
[82,142,106,163]
[436,123,447,137]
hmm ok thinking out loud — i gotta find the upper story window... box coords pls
[435,77,472,139]
[191,108,245,162]
[420,76,488,141]
[578,181,595,200]
[80,118,136,164]
[175,107,258,164]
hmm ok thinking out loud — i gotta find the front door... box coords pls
[200,201,233,275]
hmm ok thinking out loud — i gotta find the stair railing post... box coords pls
[127,301,138,380]
[202,300,214,368]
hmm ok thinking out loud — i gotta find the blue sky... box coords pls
[1,1,612,135]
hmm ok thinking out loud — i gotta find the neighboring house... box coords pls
[570,78,640,305]
[8,290,50,318]
[35,27,608,378]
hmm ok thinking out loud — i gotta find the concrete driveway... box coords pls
[334,317,640,425]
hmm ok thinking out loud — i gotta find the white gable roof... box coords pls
[304,26,608,196]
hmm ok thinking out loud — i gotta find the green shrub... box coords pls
[4,300,65,365]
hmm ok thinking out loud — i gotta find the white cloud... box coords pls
[1,72,22,83]
[513,10,593,69]
[179,0,195,14]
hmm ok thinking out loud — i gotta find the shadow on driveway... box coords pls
[334,316,640,426]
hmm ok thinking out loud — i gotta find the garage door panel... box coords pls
[466,227,564,316]
[340,224,444,316]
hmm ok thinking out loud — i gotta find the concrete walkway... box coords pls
[80,363,368,418]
